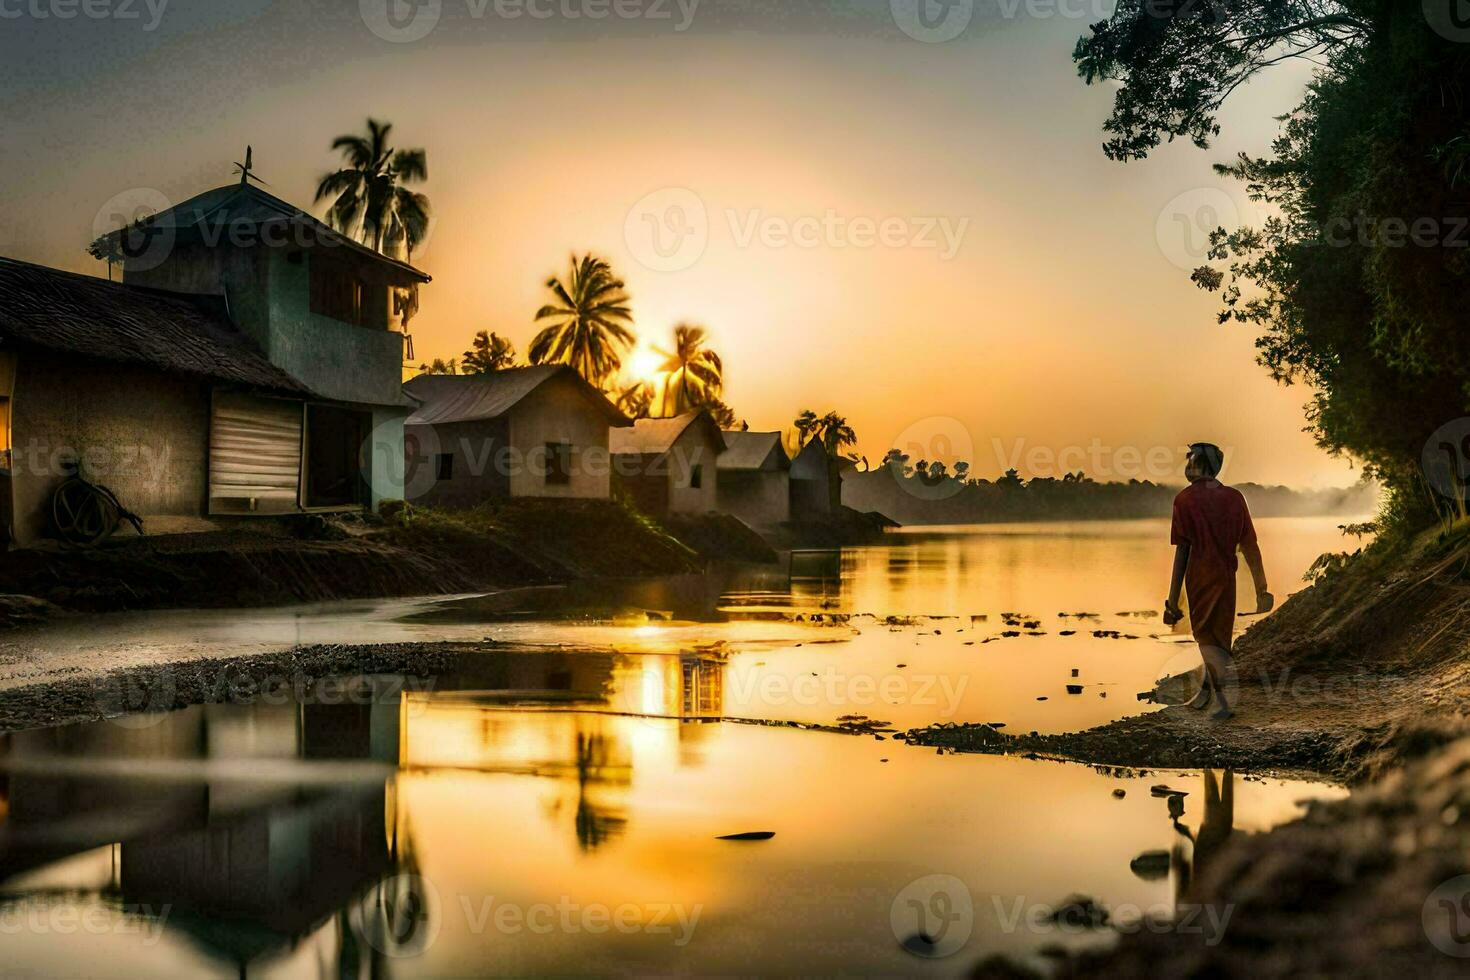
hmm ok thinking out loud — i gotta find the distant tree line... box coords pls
[843,464,1378,526]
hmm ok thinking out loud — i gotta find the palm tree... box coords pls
[615,381,654,420]
[417,357,458,375]
[815,412,857,454]
[462,331,516,374]
[653,324,723,417]
[794,410,819,445]
[529,255,635,387]
[315,118,431,259]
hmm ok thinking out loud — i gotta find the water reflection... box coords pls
[0,518,1363,976]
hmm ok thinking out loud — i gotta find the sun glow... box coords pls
[626,347,664,385]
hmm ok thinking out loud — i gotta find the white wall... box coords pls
[508,378,613,499]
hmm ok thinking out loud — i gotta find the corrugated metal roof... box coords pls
[718,431,788,471]
[0,256,311,394]
[404,366,629,426]
[93,184,431,283]
[610,412,727,457]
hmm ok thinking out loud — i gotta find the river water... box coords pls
[0,516,1358,976]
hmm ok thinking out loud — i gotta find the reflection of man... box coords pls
[1162,444,1272,720]
[1171,769,1236,907]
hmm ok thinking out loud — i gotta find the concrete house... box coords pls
[0,180,425,546]
[402,366,630,507]
[790,438,839,520]
[716,430,790,528]
[610,411,726,517]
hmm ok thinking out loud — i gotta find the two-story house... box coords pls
[0,180,426,546]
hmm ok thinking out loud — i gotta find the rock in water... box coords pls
[716,831,775,841]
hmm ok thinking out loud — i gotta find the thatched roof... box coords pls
[0,256,310,394]
[404,366,629,426]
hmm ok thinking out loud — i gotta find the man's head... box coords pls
[1185,443,1225,482]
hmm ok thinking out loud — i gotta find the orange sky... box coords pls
[0,1,1361,488]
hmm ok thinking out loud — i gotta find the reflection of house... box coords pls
[717,430,790,528]
[0,180,424,546]
[790,438,839,520]
[403,366,630,507]
[610,411,725,516]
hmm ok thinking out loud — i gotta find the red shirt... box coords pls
[1170,480,1256,573]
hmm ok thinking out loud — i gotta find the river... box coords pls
[0,516,1361,976]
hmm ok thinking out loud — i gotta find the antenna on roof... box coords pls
[232,145,268,187]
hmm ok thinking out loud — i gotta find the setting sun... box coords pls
[626,346,664,385]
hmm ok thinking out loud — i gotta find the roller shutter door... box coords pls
[209,393,303,514]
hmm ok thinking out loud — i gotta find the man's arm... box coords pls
[1241,538,1274,612]
[1164,542,1189,625]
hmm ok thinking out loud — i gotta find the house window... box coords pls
[309,257,364,326]
[436,453,454,480]
[689,464,704,490]
[544,442,572,485]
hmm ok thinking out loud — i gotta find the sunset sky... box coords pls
[0,0,1359,488]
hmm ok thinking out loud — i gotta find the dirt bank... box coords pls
[0,640,511,733]
[0,498,710,618]
[907,523,1470,783]
[952,522,1470,977]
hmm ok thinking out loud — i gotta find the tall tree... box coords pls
[1075,3,1467,523]
[529,255,635,387]
[815,412,857,455]
[462,331,517,374]
[793,410,819,446]
[653,324,724,417]
[315,118,431,258]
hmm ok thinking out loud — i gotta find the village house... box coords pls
[402,366,630,507]
[0,179,425,547]
[610,411,725,517]
[789,437,840,521]
[716,430,790,528]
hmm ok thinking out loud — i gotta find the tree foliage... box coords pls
[315,118,431,258]
[529,255,635,388]
[1077,2,1470,522]
[462,331,517,374]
